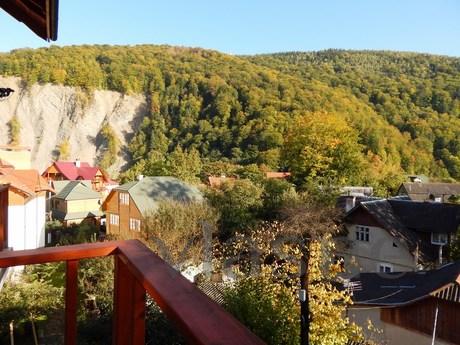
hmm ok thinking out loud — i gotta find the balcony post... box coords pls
[65,260,78,345]
[113,255,146,345]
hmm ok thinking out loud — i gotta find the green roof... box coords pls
[54,181,101,201]
[52,180,92,195]
[115,176,203,215]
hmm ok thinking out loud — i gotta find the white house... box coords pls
[0,167,52,251]
[336,198,460,277]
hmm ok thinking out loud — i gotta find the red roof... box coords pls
[53,161,101,181]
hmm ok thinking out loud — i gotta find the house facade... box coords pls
[336,199,460,276]
[42,159,115,192]
[102,176,203,239]
[50,181,103,226]
[0,168,52,251]
[348,262,460,345]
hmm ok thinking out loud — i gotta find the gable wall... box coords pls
[336,222,415,276]
[67,198,101,213]
[8,195,45,250]
[103,190,143,240]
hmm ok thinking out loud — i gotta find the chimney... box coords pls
[137,174,144,181]
[75,158,81,168]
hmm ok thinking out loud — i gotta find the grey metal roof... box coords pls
[54,181,101,201]
[52,180,92,195]
[114,176,203,215]
[399,182,460,201]
[351,261,460,306]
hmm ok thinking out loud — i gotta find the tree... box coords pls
[207,179,263,238]
[142,200,218,268]
[98,123,120,170]
[219,218,364,345]
[7,115,21,145]
[165,146,202,183]
[281,112,366,187]
[0,277,63,345]
[57,139,71,160]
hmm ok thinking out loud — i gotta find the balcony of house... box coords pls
[0,239,265,345]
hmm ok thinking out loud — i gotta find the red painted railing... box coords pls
[0,240,265,345]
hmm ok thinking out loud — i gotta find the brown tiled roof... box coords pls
[0,168,53,195]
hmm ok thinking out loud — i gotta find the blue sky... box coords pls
[0,0,459,56]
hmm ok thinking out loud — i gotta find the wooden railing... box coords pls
[0,240,265,345]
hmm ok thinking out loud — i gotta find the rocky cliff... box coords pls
[0,76,147,175]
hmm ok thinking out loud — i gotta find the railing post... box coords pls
[113,255,146,345]
[65,260,78,345]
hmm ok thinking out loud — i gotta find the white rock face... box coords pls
[0,76,148,176]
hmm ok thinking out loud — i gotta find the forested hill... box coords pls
[249,50,460,180]
[0,46,459,192]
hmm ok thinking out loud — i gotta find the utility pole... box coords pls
[300,237,310,345]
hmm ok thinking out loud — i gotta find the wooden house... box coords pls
[50,181,103,227]
[102,176,203,239]
[348,261,460,345]
[42,159,116,192]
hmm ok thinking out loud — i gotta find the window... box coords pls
[431,233,448,245]
[379,264,393,273]
[119,193,129,205]
[109,214,119,226]
[130,218,141,232]
[355,226,370,242]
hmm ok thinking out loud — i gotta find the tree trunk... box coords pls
[30,315,39,345]
[9,320,14,345]
[300,240,310,345]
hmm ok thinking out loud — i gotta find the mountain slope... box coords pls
[0,45,459,185]
[249,50,460,179]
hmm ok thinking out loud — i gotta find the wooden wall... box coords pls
[381,297,460,344]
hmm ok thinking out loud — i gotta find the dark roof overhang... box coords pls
[0,0,59,41]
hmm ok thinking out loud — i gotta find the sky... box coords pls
[0,0,459,56]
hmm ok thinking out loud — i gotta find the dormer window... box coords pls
[431,233,448,245]
[355,226,370,242]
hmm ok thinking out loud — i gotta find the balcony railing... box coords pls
[0,240,265,345]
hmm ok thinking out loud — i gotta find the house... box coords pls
[336,198,460,276]
[0,167,52,251]
[102,176,203,239]
[348,261,460,345]
[398,182,460,202]
[42,159,116,192]
[50,181,103,227]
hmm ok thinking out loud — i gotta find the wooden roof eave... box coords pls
[0,0,59,41]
